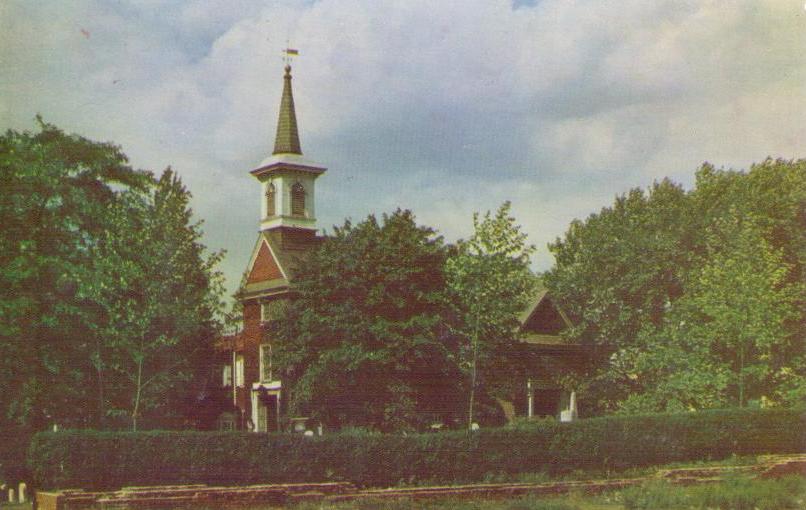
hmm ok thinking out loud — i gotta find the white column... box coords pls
[231,351,237,405]
[527,379,534,418]
[276,392,281,432]
[18,483,26,503]
[251,391,259,432]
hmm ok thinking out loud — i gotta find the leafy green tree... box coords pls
[0,120,151,480]
[692,216,801,407]
[690,160,806,363]
[619,215,803,412]
[0,119,150,433]
[543,179,693,411]
[0,120,224,442]
[86,170,225,430]
[445,202,536,428]
[544,160,806,412]
[274,210,461,431]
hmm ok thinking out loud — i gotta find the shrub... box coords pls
[0,427,31,485]
[28,407,804,490]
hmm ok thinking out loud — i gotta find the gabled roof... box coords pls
[237,228,322,301]
[238,234,288,300]
[518,285,575,347]
[518,287,549,326]
[247,241,285,283]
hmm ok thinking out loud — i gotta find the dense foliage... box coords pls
[0,121,223,479]
[544,159,806,413]
[28,407,804,490]
[274,210,463,430]
[274,206,536,431]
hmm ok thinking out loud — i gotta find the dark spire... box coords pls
[272,65,302,155]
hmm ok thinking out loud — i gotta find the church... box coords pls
[214,62,589,432]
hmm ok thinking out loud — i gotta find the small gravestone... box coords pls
[7,488,15,504]
[18,482,27,503]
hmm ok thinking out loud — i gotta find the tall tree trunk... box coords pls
[95,337,105,430]
[738,344,745,408]
[468,304,480,430]
[96,363,105,429]
[132,357,143,431]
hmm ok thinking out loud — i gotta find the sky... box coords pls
[2,0,805,298]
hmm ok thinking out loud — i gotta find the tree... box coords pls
[274,210,461,431]
[544,160,806,412]
[692,216,801,407]
[86,170,225,430]
[543,179,693,411]
[0,119,150,433]
[0,120,224,441]
[690,160,806,407]
[619,215,802,412]
[445,202,536,428]
[0,120,153,480]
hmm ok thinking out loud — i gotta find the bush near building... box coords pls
[28,407,804,490]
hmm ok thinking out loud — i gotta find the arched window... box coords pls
[291,182,305,216]
[265,182,276,217]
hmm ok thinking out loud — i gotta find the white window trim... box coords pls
[235,354,245,387]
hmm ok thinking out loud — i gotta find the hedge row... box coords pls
[28,408,805,490]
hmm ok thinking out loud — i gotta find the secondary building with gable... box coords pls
[214,64,588,432]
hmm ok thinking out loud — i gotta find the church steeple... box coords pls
[272,65,302,155]
[251,60,327,233]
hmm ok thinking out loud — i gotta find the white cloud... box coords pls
[2,0,805,298]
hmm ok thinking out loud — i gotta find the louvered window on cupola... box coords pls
[265,182,276,217]
[291,182,305,216]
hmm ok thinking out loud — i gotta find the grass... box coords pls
[6,475,805,509]
[285,476,806,510]
[287,495,590,510]
[618,475,805,510]
[400,454,764,487]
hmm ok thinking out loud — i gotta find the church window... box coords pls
[222,364,232,387]
[291,182,305,216]
[259,343,272,382]
[235,354,245,387]
[265,183,276,217]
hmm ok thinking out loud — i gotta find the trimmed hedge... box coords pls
[0,427,31,484]
[28,408,805,490]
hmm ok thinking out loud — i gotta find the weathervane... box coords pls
[282,43,299,67]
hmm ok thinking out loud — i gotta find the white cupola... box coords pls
[250,64,326,233]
